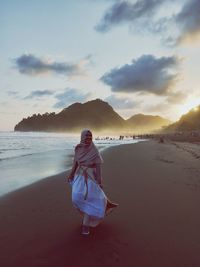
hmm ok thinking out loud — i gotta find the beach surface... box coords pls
[0,140,200,267]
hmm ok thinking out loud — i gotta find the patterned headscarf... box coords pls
[74,129,103,165]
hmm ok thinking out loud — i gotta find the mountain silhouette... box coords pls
[14,99,171,133]
[14,99,126,132]
[165,105,200,132]
[126,114,171,132]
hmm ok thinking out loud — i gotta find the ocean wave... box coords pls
[0,153,36,161]
[0,147,29,151]
[0,148,73,162]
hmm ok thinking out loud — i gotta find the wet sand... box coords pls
[0,140,200,267]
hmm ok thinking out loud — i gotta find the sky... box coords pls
[1,0,200,131]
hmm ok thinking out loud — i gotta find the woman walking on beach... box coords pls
[67,129,118,235]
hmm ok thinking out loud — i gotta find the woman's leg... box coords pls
[83,213,90,225]
[82,213,90,235]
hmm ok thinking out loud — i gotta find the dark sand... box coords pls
[0,140,200,267]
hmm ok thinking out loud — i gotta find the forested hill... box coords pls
[14,99,171,133]
[14,99,126,132]
[165,105,200,132]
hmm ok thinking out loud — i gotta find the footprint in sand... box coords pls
[155,157,174,164]
[111,249,120,262]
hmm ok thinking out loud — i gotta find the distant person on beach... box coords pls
[67,129,118,235]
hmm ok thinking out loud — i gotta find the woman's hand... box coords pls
[67,174,73,183]
[99,183,103,189]
[66,160,78,183]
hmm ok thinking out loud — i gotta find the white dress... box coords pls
[70,166,107,227]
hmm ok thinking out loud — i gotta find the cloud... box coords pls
[14,54,85,76]
[24,90,54,99]
[175,0,200,43]
[144,102,171,113]
[104,94,141,109]
[166,90,188,104]
[96,0,200,46]
[53,88,91,108]
[0,102,8,107]
[7,91,19,98]
[101,54,179,95]
[88,0,119,2]
[152,0,200,45]
[95,0,166,32]
[143,89,189,116]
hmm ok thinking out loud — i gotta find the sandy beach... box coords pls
[0,140,200,267]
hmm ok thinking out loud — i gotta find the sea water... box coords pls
[0,131,142,196]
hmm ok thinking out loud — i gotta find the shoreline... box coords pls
[0,138,144,198]
[0,140,200,267]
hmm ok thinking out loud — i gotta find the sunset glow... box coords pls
[1,0,200,131]
[179,98,200,117]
